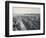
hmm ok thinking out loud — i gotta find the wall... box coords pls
[0,0,46,38]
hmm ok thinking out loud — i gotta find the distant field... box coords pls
[13,14,40,31]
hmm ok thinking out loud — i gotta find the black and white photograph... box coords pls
[5,1,45,37]
[13,7,40,31]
